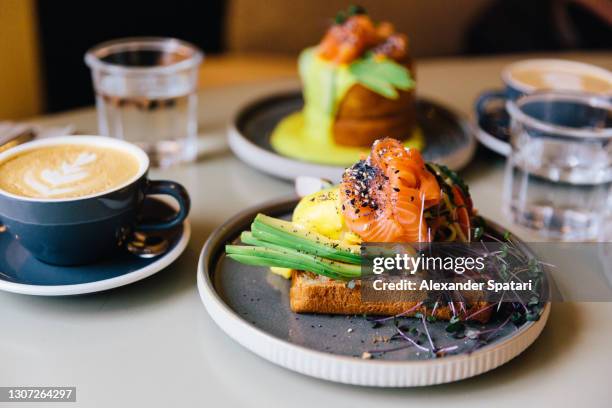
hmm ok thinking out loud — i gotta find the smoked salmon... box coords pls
[318,13,409,64]
[340,138,442,242]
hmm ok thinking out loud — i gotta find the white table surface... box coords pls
[1,52,611,407]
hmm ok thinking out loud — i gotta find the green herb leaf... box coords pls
[445,321,464,333]
[499,263,509,280]
[528,296,540,307]
[349,55,414,99]
[510,311,525,325]
[500,243,509,258]
[347,5,366,15]
[436,164,470,197]
[334,11,347,24]
[528,258,542,277]
[526,311,541,321]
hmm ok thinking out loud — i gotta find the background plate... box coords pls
[228,92,477,182]
[197,198,550,387]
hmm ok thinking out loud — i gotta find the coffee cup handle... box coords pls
[475,89,506,118]
[136,180,191,232]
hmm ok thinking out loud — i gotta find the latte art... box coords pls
[0,145,141,199]
[25,152,98,197]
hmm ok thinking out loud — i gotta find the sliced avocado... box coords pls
[253,214,361,264]
[226,244,360,280]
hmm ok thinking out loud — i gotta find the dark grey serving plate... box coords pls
[200,198,549,362]
[228,92,476,182]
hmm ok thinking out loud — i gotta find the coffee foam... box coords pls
[513,67,611,93]
[505,60,612,94]
[0,145,141,199]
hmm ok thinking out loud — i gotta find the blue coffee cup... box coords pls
[475,59,612,154]
[0,136,190,266]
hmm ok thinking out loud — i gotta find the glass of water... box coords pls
[85,37,203,167]
[504,92,612,241]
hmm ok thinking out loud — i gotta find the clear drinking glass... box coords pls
[85,37,203,167]
[504,92,612,241]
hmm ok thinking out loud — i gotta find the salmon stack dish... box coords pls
[270,6,424,166]
[226,138,494,321]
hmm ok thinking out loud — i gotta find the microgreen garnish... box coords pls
[395,326,430,353]
[420,314,436,353]
[473,226,484,240]
[357,225,547,360]
[435,164,470,198]
[445,315,465,333]
[367,302,423,323]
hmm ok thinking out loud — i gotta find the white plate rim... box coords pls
[228,92,477,183]
[228,122,342,182]
[0,219,190,296]
[196,199,550,387]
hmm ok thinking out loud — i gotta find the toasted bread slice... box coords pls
[290,271,492,323]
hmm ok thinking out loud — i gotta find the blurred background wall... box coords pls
[0,0,42,119]
[225,0,492,57]
[0,0,609,120]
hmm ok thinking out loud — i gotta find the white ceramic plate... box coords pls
[197,198,551,387]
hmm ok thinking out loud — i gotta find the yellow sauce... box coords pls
[270,111,424,166]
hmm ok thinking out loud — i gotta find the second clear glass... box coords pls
[504,92,612,241]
